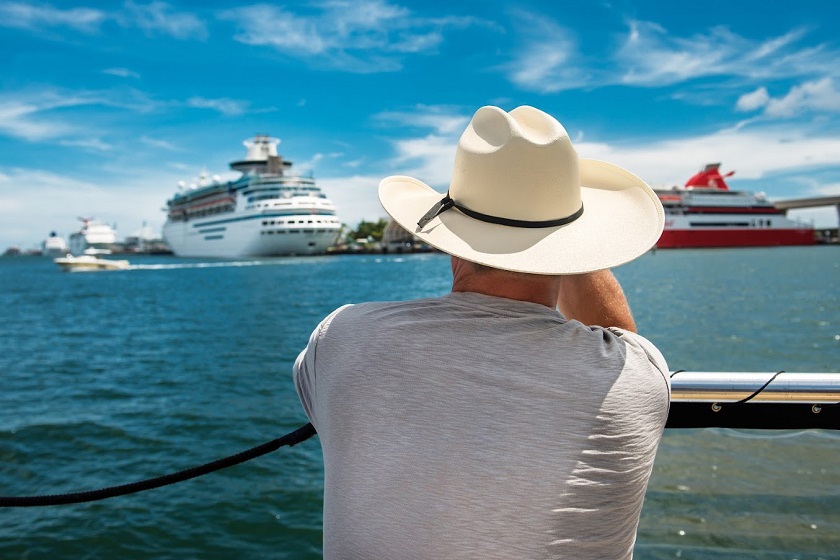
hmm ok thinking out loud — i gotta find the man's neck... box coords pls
[450,256,561,309]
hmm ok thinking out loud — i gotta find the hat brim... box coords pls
[378,159,664,274]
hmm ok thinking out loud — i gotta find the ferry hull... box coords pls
[657,227,815,249]
[162,214,340,258]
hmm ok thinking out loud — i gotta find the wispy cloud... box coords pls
[504,14,840,93]
[0,1,106,32]
[0,1,207,40]
[0,88,157,142]
[140,135,179,151]
[186,96,248,116]
[103,67,141,79]
[375,104,469,134]
[59,137,112,151]
[502,11,590,93]
[616,22,837,86]
[218,0,485,72]
[0,99,76,140]
[0,91,115,141]
[122,1,208,40]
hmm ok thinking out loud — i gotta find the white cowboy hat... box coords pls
[378,105,663,274]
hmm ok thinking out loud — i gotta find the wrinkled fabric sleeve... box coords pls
[608,327,671,395]
[293,304,353,430]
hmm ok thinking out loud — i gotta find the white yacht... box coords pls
[54,254,130,272]
[161,135,342,258]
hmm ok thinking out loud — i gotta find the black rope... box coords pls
[0,423,316,508]
[735,370,785,404]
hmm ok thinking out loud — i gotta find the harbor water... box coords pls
[1,247,838,559]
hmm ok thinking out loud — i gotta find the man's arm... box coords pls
[556,270,636,332]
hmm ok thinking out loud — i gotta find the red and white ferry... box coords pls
[654,163,815,248]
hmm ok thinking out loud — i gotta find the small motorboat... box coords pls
[54,254,130,272]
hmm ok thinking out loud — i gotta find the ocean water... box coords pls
[0,247,838,559]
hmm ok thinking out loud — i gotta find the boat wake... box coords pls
[129,260,279,270]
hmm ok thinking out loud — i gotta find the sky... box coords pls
[1,0,839,250]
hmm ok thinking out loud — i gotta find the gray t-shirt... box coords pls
[294,291,670,559]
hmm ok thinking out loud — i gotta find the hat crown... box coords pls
[450,106,581,222]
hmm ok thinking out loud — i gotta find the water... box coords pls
[0,247,838,559]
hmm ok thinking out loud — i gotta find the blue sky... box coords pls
[2,0,839,249]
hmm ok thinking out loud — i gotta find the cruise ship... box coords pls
[68,218,119,255]
[41,231,68,257]
[654,164,815,248]
[162,135,341,258]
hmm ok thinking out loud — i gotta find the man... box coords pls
[295,105,670,559]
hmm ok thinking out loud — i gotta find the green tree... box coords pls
[351,219,389,242]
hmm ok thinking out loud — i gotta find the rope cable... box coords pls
[735,370,785,404]
[0,422,316,508]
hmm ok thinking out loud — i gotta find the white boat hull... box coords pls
[162,212,340,258]
[54,255,130,272]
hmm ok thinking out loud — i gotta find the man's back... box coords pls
[295,292,669,559]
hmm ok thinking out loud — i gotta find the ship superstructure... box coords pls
[162,135,341,258]
[68,218,118,255]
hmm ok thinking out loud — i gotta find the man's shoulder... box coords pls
[607,327,670,388]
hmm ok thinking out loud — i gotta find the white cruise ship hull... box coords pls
[162,211,340,258]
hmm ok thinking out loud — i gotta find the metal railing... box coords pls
[666,371,840,430]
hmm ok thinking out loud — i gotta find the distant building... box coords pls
[382,220,435,253]
[122,222,172,254]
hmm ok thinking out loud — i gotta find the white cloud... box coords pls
[736,87,770,112]
[506,15,840,93]
[0,99,75,140]
[0,167,177,249]
[617,21,837,86]
[764,78,840,117]
[123,1,207,40]
[186,96,248,116]
[103,67,140,79]
[375,105,469,135]
[502,11,588,93]
[0,2,106,32]
[0,89,156,142]
[59,138,112,151]
[219,0,485,72]
[140,135,179,151]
